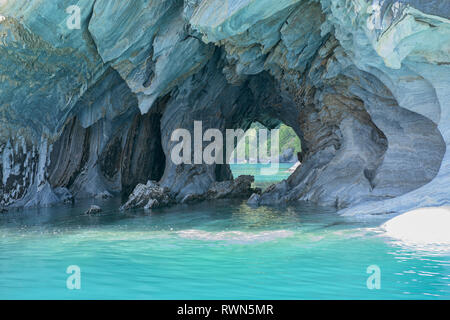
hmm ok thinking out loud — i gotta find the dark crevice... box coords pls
[120,112,166,197]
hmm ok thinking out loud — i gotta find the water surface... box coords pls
[0,164,449,299]
[230,163,292,190]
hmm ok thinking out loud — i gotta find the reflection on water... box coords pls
[1,197,449,300]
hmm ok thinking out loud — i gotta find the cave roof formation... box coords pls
[0,0,449,214]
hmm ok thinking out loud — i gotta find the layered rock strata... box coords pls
[0,1,448,214]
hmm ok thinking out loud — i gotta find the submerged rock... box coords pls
[206,175,257,200]
[85,205,102,215]
[122,175,257,209]
[120,181,173,211]
[247,193,261,206]
[180,175,259,204]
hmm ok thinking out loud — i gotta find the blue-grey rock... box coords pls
[85,205,102,215]
[0,0,448,216]
[279,148,297,163]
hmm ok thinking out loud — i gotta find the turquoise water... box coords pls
[230,163,292,190]
[0,165,449,299]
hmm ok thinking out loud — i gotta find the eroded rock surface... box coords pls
[120,181,174,211]
[121,175,257,210]
[0,1,449,214]
[85,205,102,215]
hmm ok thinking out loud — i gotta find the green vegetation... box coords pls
[240,122,301,158]
[278,123,301,154]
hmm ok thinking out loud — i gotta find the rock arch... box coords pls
[0,0,448,214]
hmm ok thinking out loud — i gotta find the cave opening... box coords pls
[228,121,302,191]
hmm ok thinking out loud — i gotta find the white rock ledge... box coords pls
[382,206,450,245]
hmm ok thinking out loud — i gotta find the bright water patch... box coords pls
[230,163,292,190]
[1,198,450,300]
[177,229,295,244]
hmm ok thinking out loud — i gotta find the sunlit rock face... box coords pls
[0,0,449,213]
